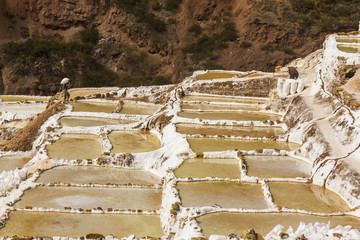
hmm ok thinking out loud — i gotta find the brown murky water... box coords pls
[337,44,360,53]
[109,130,161,153]
[268,182,350,213]
[182,102,262,111]
[174,158,240,179]
[176,123,284,138]
[46,134,103,160]
[178,110,281,121]
[0,211,163,238]
[245,156,312,178]
[59,116,135,127]
[0,95,49,102]
[119,103,160,115]
[182,95,267,104]
[0,155,33,172]
[70,101,117,113]
[336,37,360,43]
[195,72,238,80]
[198,212,360,237]
[177,182,268,209]
[187,137,300,152]
[37,166,161,185]
[15,186,162,210]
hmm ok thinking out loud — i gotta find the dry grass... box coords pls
[2,102,66,151]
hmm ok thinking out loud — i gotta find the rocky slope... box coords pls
[0,0,359,95]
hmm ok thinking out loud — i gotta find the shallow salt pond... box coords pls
[0,95,49,102]
[177,182,268,209]
[195,72,238,80]
[15,186,162,210]
[337,44,360,53]
[70,101,117,113]
[176,123,284,138]
[109,130,161,153]
[245,155,312,178]
[174,158,240,179]
[182,95,267,105]
[46,134,103,160]
[268,182,350,213]
[59,116,135,127]
[336,37,360,43]
[0,154,33,172]
[0,211,163,238]
[37,166,161,185]
[198,212,360,237]
[119,102,160,115]
[178,110,280,121]
[187,137,300,152]
[182,102,263,111]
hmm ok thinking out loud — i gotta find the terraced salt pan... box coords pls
[182,102,262,111]
[46,134,103,160]
[0,95,49,102]
[268,182,350,213]
[0,103,46,114]
[59,116,135,127]
[195,72,238,80]
[182,95,267,105]
[70,101,117,113]
[176,123,284,138]
[187,137,300,152]
[336,37,360,43]
[36,166,161,185]
[179,110,280,121]
[0,155,33,172]
[198,212,360,237]
[109,130,161,153]
[119,102,160,115]
[174,158,240,179]
[0,211,163,238]
[337,44,360,53]
[177,182,268,209]
[15,186,162,210]
[245,155,312,178]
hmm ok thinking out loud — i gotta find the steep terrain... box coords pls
[0,0,359,95]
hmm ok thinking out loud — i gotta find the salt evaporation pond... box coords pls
[177,182,268,209]
[195,72,238,80]
[59,116,135,127]
[119,102,160,115]
[176,123,284,138]
[179,110,280,121]
[0,95,49,102]
[15,186,162,210]
[245,155,312,178]
[0,154,33,172]
[174,158,240,179]
[187,137,300,152]
[109,130,161,153]
[46,134,103,160]
[198,212,360,237]
[268,182,350,213]
[182,102,263,111]
[182,95,267,105]
[336,37,360,43]
[0,211,163,238]
[37,166,161,185]
[337,44,360,53]
[70,101,117,113]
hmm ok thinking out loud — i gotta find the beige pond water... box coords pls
[177,182,268,209]
[182,102,262,111]
[336,37,360,43]
[268,182,350,213]
[37,166,161,185]
[187,137,300,153]
[195,72,238,80]
[179,110,280,121]
[337,44,360,53]
[176,123,284,138]
[59,116,135,127]
[182,95,267,105]
[0,155,33,172]
[174,158,240,179]
[198,212,360,237]
[120,103,160,115]
[0,95,49,102]
[245,156,312,178]
[46,134,103,160]
[15,186,162,210]
[109,130,161,153]
[0,211,163,238]
[70,101,117,113]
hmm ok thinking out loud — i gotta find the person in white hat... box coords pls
[61,78,71,102]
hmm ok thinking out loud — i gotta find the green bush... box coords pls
[261,43,295,55]
[165,0,182,11]
[3,11,15,19]
[188,24,202,36]
[240,42,252,48]
[80,28,101,45]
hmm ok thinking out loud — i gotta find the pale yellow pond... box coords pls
[0,154,33,172]
[182,95,267,104]
[70,101,117,113]
[59,116,135,127]
[182,102,263,111]
[336,37,360,43]
[337,44,360,53]
[119,103,160,115]
[195,72,238,80]
[0,95,49,102]
[179,110,280,121]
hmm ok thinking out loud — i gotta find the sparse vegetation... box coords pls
[79,28,101,45]
[240,42,252,48]
[261,43,295,55]
[188,24,202,37]
[165,0,182,12]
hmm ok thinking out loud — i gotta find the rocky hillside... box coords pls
[0,0,359,95]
